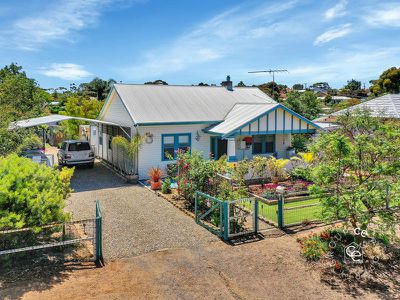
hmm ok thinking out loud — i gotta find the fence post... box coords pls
[277,194,284,229]
[386,185,390,209]
[223,201,229,241]
[253,199,259,234]
[194,192,199,223]
[95,200,103,264]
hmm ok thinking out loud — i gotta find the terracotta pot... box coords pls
[150,180,162,190]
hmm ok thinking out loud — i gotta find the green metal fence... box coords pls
[95,200,103,263]
[0,200,103,264]
[195,192,260,240]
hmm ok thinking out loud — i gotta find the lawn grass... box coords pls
[257,197,322,225]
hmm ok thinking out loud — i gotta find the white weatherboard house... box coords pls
[94,78,320,179]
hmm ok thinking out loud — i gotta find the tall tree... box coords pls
[59,96,103,139]
[257,81,287,101]
[283,91,322,120]
[370,67,400,96]
[292,83,304,90]
[310,110,400,238]
[0,63,49,156]
[79,77,116,100]
[236,81,246,87]
[144,79,168,85]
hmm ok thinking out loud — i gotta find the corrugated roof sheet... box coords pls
[206,103,278,136]
[333,94,400,118]
[113,84,275,124]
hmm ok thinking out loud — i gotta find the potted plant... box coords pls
[266,157,289,184]
[148,167,162,190]
[112,134,143,184]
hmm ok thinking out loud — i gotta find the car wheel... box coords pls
[88,162,94,168]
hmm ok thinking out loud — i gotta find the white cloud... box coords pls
[0,0,129,50]
[314,23,351,45]
[40,63,93,80]
[324,0,347,20]
[365,6,400,27]
[121,1,300,79]
[288,47,400,84]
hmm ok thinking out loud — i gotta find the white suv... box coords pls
[58,140,95,168]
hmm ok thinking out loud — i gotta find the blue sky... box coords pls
[0,0,399,89]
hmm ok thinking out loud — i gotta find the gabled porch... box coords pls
[205,103,320,161]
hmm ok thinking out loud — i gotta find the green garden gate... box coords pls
[195,191,260,241]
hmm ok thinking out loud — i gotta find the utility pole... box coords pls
[248,69,288,97]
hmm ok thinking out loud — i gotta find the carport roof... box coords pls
[9,114,124,130]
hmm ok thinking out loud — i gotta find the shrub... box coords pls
[290,166,313,182]
[161,178,171,194]
[176,150,218,203]
[300,235,329,261]
[0,154,73,231]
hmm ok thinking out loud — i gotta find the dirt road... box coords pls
[3,235,379,300]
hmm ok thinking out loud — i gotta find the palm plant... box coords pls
[112,135,143,180]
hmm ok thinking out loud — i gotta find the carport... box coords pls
[9,114,133,173]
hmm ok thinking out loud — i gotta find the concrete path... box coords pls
[66,161,218,260]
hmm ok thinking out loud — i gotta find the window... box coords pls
[252,136,263,154]
[265,135,275,153]
[252,135,275,154]
[162,133,191,161]
[68,142,91,151]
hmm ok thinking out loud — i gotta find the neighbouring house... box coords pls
[95,76,320,179]
[313,93,400,130]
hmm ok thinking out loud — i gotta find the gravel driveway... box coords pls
[66,161,218,260]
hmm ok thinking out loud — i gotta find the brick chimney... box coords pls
[221,75,233,91]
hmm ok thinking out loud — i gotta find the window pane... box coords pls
[163,147,174,160]
[253,142,263,154]
[178,135,189,144]
[265,142,274,153]
[164,136,174,146]
[265,135,274,142]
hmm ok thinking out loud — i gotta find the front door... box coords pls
[217,139,227,159]
[211,137,228,159]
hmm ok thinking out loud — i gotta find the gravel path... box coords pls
[66,161,218,260]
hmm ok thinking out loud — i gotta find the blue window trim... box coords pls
[252,134,275,155]
[161,133,191,161]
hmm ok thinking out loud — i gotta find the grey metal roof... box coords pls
[9,115,123,130]
[113,84,275,124]
[206,103,279,136]
[333,94,400,119]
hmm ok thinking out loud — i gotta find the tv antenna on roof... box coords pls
[248,69,288,97]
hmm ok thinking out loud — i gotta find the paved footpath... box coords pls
[66,162,218,260]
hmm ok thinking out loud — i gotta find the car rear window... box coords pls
[68,142,91,151]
